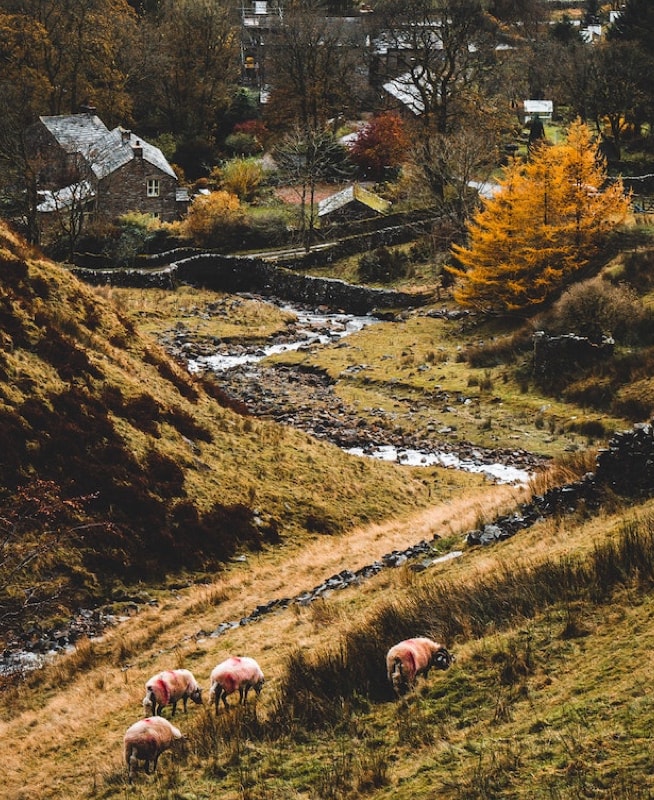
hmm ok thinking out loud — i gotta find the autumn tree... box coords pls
[587,41,650,158]
[130,0,238,140]
[0,0,136,120]
[606,0,654,133]
[349,113,409,181]
[448,120,629,315]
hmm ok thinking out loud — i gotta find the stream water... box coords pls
[188,302,533,486]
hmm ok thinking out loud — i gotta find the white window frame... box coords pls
[146,179,160,197]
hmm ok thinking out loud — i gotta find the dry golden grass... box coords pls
[0,482,525,799]
[4,488,653,799]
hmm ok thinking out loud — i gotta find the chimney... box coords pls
[133,140,143,159]
[121,128,131,145]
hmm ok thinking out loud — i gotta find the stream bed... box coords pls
[179,299,541,485]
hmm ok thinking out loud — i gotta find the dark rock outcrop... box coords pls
[533,330,614,383]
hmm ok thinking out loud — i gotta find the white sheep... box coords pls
[208,655,265,711]
[123,716,183,781]
[142,668,203,717]
[386,637,454,696]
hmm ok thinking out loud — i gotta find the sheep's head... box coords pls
[142,694,155,714]
[190,686,203,705]
[254,677,265,695]
[432,647,454,671]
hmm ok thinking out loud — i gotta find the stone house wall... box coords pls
[96,155,179,222]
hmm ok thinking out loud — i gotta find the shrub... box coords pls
[179,190,246,248]
[542,277,650,345]
[620,248,654,292]
[224,132,261,156]
[358,247,409,284]
[218,157,265,202]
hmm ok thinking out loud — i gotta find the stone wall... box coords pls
[73,252,433,314]
[467,420,654,545]
[533,330,614,382]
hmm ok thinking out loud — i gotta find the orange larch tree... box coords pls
[448,119,629,315]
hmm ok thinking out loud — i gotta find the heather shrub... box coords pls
[542,277,650,344]
[358,246,409,284]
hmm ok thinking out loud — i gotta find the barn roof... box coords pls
[318,183,391,217]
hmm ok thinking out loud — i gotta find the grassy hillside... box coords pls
[0,222,487,640]
[4,218,654,799]
[2,483,654,799]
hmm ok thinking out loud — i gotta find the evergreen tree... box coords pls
[448,120,629,315]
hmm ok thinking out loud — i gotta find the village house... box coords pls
[26,109,186,230]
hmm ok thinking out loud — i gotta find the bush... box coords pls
[224,132,261,156]
[542,277,650,345]
[218,157,265,202]
[620,249,654,292]
[358,246,409,284]
[178,190,247,248]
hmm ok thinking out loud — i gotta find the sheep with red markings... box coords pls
[208,656,265,712]
[123,716,183,782]
[142,668,203,717]
[386,637,454,697]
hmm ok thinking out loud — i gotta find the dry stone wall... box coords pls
[73,252,432,314]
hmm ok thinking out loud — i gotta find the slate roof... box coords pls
[38,113,176,180]
[382,73,426,115]
[37,181,95,213]
[318,184,391,217]
[39,113,110,153]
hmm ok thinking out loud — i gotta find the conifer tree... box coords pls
[448,120,629,314]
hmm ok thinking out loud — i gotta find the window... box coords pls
[146,179,160,197]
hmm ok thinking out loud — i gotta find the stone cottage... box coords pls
[26,109,185,227]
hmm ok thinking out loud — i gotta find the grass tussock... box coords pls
[274,511,654,727]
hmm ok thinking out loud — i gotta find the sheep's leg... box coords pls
[170,700,177,716]
[222,690,230,710]
[152,753,160,773]
[182,696,188,713]
[127,748,138,782]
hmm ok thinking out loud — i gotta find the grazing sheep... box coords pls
[123,716,183,782]
[208,656,265,711]
[142,668,203,717]
[386,637,454,696]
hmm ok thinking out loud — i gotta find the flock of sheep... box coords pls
[123,638,454,781]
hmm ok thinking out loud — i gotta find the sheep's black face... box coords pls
[433,648,454,670]
[191,687,203,705]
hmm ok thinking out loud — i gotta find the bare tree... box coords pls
[273,125,353,250]
[264,0,366,132]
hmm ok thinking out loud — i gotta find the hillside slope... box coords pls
[0,222,486,641]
